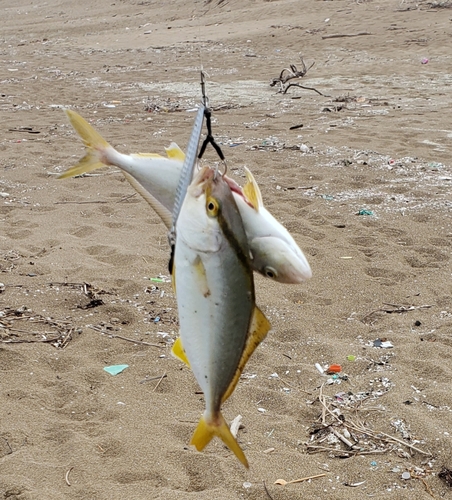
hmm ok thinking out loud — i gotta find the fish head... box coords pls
[177,167,246,255]
[250,236,312,283]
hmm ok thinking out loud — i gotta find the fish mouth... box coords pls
[189,166,215,197]
[190,167,253,208]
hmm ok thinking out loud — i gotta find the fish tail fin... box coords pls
[190,413,249,468]
[59,109,112,179]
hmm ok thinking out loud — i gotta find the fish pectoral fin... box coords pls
[59,110,111,179]
[122,172,173,229]
[222,306,271,403]
[190,413,249,468]
[243,167,263,211]
[171,337,190,367]
[165,142,186,161]
[193,256,210,298]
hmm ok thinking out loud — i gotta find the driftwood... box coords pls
[270,55,329,96]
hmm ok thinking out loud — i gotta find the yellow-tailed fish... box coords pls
[60,109,312,283]
[174,166,270,468]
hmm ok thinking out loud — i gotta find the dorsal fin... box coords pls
[165,142,186,161]
[242,167,263,211]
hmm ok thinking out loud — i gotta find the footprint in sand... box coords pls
[365,267,407,285]
[69,225,96,238]
[405,246,449,268]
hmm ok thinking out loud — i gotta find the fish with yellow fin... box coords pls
[173,165,270,468]
[60,110,312,284]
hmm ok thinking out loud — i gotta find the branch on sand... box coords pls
[270,55,330,97]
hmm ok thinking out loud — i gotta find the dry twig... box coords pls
[87,325,165,348]
[270,54,328,96]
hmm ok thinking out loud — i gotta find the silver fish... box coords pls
[60,109,312,283]
[173,166,270,468]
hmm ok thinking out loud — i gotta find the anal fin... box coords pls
[222,306,271,403]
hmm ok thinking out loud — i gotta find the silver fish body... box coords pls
[175,166,254,467]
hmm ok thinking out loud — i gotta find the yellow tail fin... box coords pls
[190,413,249,468]
[59,109,111,179]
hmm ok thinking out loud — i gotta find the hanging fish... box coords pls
[60,110,312,283]
[173,165,270,468]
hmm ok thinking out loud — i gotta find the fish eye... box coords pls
[206,197,219,216]
[264,267,277,279]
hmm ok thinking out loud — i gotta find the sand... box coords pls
[1,0,452,498]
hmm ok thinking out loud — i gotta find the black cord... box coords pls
[198,107,225,161]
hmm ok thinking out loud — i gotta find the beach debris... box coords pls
[139,374,167,384]
[344,481,366,487]
[361,303,432,325]
[315,363,325,375]
[357,209,374,216]
[87,325,165,348]
[65,467,73,487]
[326,364,342,374]
[347,355,356,361]
[274,473,326,486]
[373,338,394,348]
[322,31,372,39]
[60,110,312,284]
[242,481,252,489]
[230,415,243,438]
[402,471,411,480]
[270,54,328,96]
[103,364,129,376]
[421,58,429,64]
[152,372,166,392]
[0,305,76,348]
[439,467,452,487]
[305,383,431,459]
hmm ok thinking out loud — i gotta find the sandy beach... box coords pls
[1,0,452,498]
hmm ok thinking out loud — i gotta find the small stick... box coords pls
[331,428,356,449]
[87,325,164,348]
[116,193,137,203]
[275,473,327,485]
[54,200,108,204]
[65,467,73,486]
[418,477,436,499]
[263,481,275,500]
[283,83,329,97]
[288,473,327,483]
[139,374,168,384]
[378,431,431,456]
[153,372,167,392]
[322,32,372,39]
